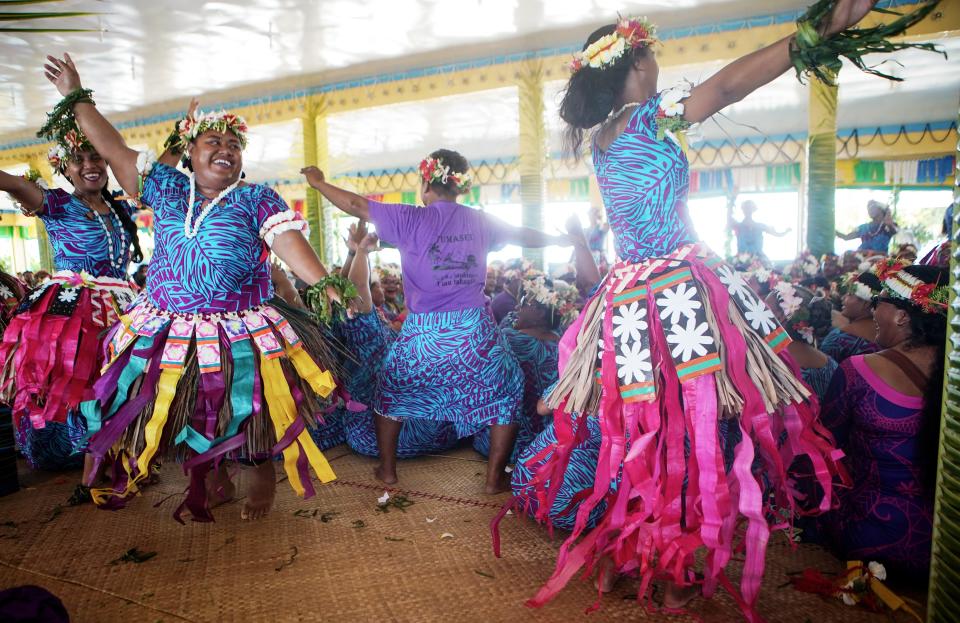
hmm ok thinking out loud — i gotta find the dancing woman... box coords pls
[517,1,883,615]
[43,53,346,521]
[0,131,142,477]
[303,149,570,493]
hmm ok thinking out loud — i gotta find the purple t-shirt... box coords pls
[369,200,513,313]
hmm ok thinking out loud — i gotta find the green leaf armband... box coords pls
[304,275,360,327]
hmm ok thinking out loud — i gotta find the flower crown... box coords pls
[784,250,821,281]
[419,156,472,194]
[878,267,949,315]
[45,127,93,174]
[376,263,402,282]
[772,281,816,344]
[174,110,249,155]
[570,16,658,73]
[522,273,581,327]
[840,271,879,302]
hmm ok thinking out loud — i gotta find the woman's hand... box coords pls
[300,166,326,189]
[346,220,367,252]
[360,232,380,253]
[43,53,82,96]
[824,0,877,37]
[565,214,589,249]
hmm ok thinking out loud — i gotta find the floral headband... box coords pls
[772,281,815,345]
[419,156,472,194]
[173,110,249,155]
[46,127,93,174]
[522,273,580,326]
[376,263,402,282]
[877,268,949,315]
[570,16,658,73]
[840,271,879,302]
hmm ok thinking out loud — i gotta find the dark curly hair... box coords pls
[559,24,652,158]
[424,148,470,197]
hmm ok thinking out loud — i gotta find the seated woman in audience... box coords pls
[765,282,837,401]
[338,221,457,458]
[819,271,882,362]
[473,273,577,461]
[818,264,946,580]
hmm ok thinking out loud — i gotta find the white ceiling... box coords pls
[1,0,815,137]
[1,0,956,183]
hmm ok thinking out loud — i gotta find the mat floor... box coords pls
[0,445,926,622]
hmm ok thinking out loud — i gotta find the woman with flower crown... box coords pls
[42,53,349,521]
[817,263,947,579]
[302,148,571,493]
[0,119,147,481]
[511,1,888,616]
[819,270,882,362]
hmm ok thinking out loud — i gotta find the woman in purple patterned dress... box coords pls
[302,148,569,494]
[0,130,144,479]
[819,270,882,362]
[818,264,946,578]
[44,54,347,521]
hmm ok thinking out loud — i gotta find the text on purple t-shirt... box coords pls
[368,200,513,313]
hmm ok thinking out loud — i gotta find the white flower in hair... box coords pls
[867,561,887,581]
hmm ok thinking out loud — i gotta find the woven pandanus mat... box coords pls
[0,446,923,622]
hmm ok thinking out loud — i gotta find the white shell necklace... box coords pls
[77,194,127,271]
[184,173,240,239]
[605,101,644,124]
[95,210,127,270]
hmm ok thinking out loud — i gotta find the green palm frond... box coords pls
[0,0,67,5]
[0,26,99,31]
[0,12,99,20]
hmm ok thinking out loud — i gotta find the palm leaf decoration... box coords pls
[0,0,100,33]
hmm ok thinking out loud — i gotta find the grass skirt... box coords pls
[521,244,845,620]
[79,297,345,522]
[0,271,136,429]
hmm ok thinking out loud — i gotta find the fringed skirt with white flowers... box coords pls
[0,270,137,431]
[522,243,845,619]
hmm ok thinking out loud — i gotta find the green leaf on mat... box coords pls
[474,570,495,579]
[110,548,157,565]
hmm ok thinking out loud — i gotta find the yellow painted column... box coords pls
[302,97,330,263]
[518,59,547,268]
[28,156,54,271]
[803,72,838,257]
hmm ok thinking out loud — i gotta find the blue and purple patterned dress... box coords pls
[525,90,841,616]
[818,355,933,577]
[78,163,339,518]
[339,310,457,457]
[4,189,136,469]
[819,327,880,363]
[473,327,559,461]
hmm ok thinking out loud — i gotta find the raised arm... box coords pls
[347,232,380,314]
[43,54,140,197]
[340,220,368,278]
[0,171,44,215]
[682,0,876,123]
[301,166,370,220]
[566,215,601,294]
[835,229,859,241]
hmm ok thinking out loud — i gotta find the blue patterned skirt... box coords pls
[374,307,521,438]
[14,410,86,471]
[512,414,609,532]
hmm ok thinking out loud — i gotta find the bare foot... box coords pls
[594,557,619,593]
[374,464,398,485]
[483,469,511,495]
[206,463,236,509]
[662,581,700,609]
[241,461,276,521]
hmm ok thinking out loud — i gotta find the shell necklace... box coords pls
[184,173,239,239]
[77,194,127,270]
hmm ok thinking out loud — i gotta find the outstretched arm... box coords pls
[500,225,570,249]
[0,171,43,215]
[836,229,859,241]
[43,54,140,197]
[301,166,370,220]
[683,0,876,123]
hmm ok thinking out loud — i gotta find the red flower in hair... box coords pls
[910,283,936,307]
[873,259,904,281]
